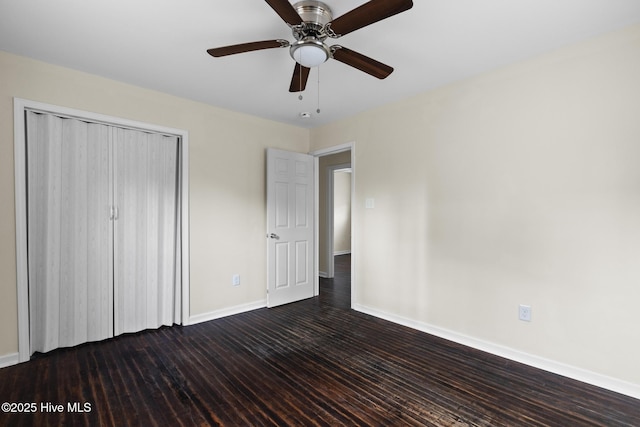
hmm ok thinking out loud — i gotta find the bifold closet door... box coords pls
[113,128,179,335]
[26,112,113,354]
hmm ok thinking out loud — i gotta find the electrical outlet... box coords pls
[519,304,532,322]
[232,274,240,286]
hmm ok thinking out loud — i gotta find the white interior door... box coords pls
[26,111,180,353]
[26,112,113,353]
[113,128,180,335]
[16,99,189,362]
[266,148,315,307]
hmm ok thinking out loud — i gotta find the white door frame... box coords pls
[311,142,355,307]
[13,98,190,363]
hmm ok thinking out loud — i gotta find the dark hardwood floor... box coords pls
[1,254,638,426]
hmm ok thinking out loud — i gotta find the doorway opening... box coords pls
[312,143,354,308]
[323,164,351,278]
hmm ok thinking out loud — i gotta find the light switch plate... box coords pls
[365,198,375,209]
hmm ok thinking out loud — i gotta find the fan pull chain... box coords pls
[298,51,303,100]
[298,65,303,100]
[316,66,321,114]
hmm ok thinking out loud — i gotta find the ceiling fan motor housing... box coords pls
[293,1,333,36]
[290,1,333,67]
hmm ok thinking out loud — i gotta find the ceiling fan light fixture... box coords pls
[290,39,330,67]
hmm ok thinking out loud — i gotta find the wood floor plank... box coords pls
[1,254,639,426]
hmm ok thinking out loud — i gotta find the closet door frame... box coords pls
[13,98,190,363]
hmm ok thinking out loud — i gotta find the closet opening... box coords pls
[13,98,190,363]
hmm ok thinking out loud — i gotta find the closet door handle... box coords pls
[268,233,279,240]
[110,206,120,220]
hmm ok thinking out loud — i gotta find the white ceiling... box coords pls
[2,0,640,128]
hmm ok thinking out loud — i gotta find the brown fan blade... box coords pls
[265,0,303,26]
[331,46,393,79]
[289,63,310,92]
[328,0,413,37]
[207,40,288,57]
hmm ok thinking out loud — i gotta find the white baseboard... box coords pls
[187,299,266,326]
[333,250,351,256]
[353,303,640,400]
[319,271,329,278]
[0,352,20,369]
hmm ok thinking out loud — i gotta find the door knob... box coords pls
[268,233,279,239]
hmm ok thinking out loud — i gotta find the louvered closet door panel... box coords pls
[26,112,113,354]
[113,128,179,335]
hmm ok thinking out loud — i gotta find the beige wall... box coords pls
[2,22,640,394]
[0,51,308,357]
[310,24,640,387]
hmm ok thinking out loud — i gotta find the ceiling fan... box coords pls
[207,0,414,92]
